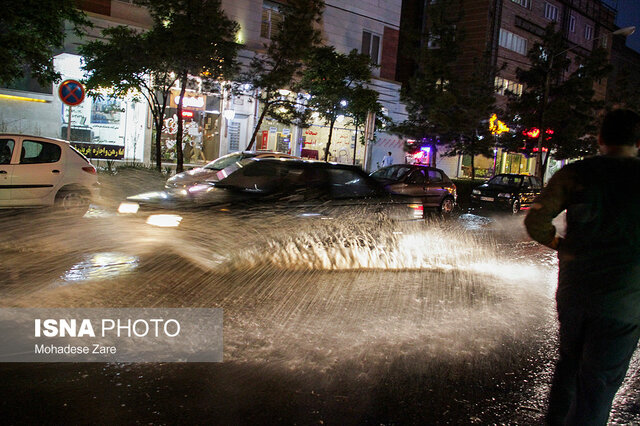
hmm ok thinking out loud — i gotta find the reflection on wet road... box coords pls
[0,207,637,424]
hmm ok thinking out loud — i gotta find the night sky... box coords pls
[606,0,640,53]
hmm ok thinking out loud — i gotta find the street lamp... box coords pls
[534,26,635,178]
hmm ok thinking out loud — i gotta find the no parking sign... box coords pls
[58,80,85,141]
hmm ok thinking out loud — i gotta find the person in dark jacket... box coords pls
[525,109,640,426]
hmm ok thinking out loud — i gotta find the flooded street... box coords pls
[0,196,639,424]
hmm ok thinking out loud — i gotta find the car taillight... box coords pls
[82,165,97,174]
[408,204,424,218]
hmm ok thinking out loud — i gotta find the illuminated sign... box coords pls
[71,142,125,159]
[0,93,50,103]
[489,114,510,135]
[174,96,205,108]
[181,111,194,118]
[523,128,553,139]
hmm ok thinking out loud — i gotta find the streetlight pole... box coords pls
[534,25,635,180]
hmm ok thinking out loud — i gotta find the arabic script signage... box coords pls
[72,142,125,160]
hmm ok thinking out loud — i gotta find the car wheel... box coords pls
[55,190,89,216]
[511,199,521,214]
[439,197,455,217]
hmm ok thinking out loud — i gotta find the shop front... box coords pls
[254,118,294,154]
[299,120,364,165]
[0,53,149,163]
[160,91,222,165]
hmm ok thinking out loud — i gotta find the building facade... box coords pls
[397,0,618,180]
[1,1,407,172]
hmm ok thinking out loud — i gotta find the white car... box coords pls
[165,150,299,188]
[0,134,99,213]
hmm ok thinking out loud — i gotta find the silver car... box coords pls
[165,151,299,188]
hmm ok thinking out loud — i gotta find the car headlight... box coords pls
[497,193,512,198]
[472,189,481,195]
[118,202,140,214]
[146,214,183,228]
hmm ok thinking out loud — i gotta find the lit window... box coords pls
[261,1,283,40]
[511,0,531,8]
[569,15,576,33]
[544,2,559,22]
[494,76,523,96]
[600,33,608,48]
[585,24,593,41]
[499,29,528,55]
[361,30,381,65]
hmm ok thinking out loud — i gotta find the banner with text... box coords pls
[0,308,223,362]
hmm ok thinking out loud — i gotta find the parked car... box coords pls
[0,134,99,214]
[165,150,299,189]
[123,158,429,225]
[370,164,457,215]
[470,173,542,214]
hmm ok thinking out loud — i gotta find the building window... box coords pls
[569,15,576,32]
[544,2,559,21]
[261,1,283,39]
[600,33,608,48]
[585,24,593,41]
[499,29,528,55]
[361,30,381,65]
[511,0,531,9]
[495,76,523,96]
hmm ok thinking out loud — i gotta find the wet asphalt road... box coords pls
[0,204,639,425]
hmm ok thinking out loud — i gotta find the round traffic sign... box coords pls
[58,79,86,106]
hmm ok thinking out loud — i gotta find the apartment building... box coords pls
[397,0,617,179]
[0,1,406,170]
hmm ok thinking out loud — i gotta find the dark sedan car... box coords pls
[122,158,430,224]
[470,174,543,214]
[370,165,457,215]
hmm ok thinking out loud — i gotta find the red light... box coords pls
[523,128,540,138]
[181,111,194,118]
[546,129,554,134]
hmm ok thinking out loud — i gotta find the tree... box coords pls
[442,55,498,179]
[607,64,640,112]
[506,24,611,181]
[244,0,324,150]
[81,26,178,172]
[344,86,386,165]
[137,0,239,173]
[395,0,462,142]
[395,0,495,178]
[0,0,90,86]
[301,47,376,161]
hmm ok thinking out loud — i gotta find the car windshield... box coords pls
[370,165,412,181]
[204,152,254,170]
[488,175,523,187]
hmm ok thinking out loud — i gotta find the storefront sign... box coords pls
[172,95,205,109]
[282,129,290,135]
[72,142,125,160]
[260,130,269,150]
[269,127,277,133]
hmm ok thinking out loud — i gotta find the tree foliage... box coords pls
[396,0,462,140]
[244,0,324,150]
[82,0,239,172]
[301,47,377,161]
[0,0,90,86]
[395,0,496,178]
[506,24,611,180]
[81,27,178,171]
[136,0,239,172]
